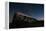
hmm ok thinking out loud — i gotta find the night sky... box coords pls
[9,2,44,23]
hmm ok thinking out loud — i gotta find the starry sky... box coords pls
[9,2,44,23]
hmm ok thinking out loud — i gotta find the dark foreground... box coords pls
[9,21,44,29]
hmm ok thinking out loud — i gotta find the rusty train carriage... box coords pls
[12,12,38,25]
[15,13,37,23]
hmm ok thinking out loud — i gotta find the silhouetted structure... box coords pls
[9,12,44,29]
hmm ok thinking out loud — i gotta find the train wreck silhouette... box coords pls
[9,12,44,29]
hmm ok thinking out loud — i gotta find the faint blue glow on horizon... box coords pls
[9,3,44,21]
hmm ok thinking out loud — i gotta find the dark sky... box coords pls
[9,2,44,22]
